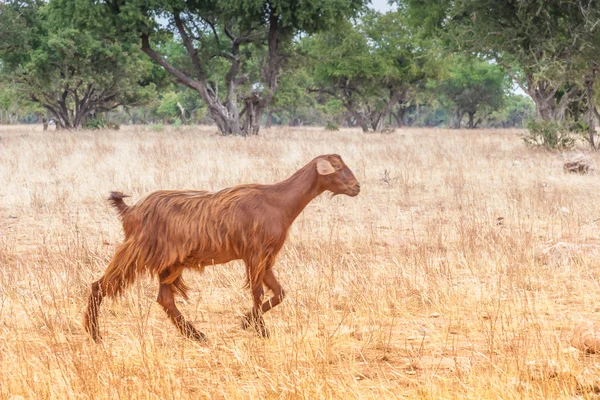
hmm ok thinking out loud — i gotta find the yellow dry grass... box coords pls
[2,124,600,399]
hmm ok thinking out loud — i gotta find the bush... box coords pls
[521,120,576,150]
[382,125,395,134]
[83,116,108,129]
[150,123,165,132]
[83,116,119,130]
[325,121,339,131]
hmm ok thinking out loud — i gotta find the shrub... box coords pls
[150,123,165,132]
[521,120,576,150]
[83,116,120,130]
[83,117,108,130]
[325,121,339,131]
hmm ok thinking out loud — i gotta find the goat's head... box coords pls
[315,154,360,197]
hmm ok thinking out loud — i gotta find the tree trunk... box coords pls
[265,109,273,128]
[353,111,370,132]
[528,80,576,122]
[141,32,243,136]
[374,117,385,133]
[585,66,598,149]
[394,110,406,127]
[31,85,105,130]
[455,110,464,129]
[467,112,475,129]
[140,4,285,136]
[502,63,579,123]
[342,111,354,128]
[176,102,187,124]
[372,91,401,133]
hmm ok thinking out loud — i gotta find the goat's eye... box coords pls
[334,164,341,170]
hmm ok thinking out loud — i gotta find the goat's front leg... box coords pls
[261,269,285,313]
[241,269,285,337]
[241,282,269,337]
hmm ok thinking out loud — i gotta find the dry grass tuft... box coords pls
[2,124,600,398]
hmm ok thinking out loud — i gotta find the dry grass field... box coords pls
[2,124,600,399]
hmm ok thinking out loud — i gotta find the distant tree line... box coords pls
[2,0,598,143]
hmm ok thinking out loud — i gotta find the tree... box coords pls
[435,58,508,129]
[96,0,366,135]
[489,94,535,128]
[267,60,318,127]
[401,0,600,124]
[305,11,438,132]
[0,82,33,124]
[0,0,156,129]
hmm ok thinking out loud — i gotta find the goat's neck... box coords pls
[273,163,324,225]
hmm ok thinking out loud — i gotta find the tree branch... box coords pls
[141,33,204,93]
[499,61,529,95]
[308,88,337,97]
[203,18,220,47]
[173,11,204,79]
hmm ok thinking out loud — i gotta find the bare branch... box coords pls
[499,61,529,95]
[203,18,220,47]
[308,88,337,97]
[141,33,204,93]
[173,11,204,78]
[234,74,249,85]
[224,23,236,42]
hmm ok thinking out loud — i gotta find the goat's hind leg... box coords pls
[157,269,206,342]
[84,278,105,342]
[84,240,139,342]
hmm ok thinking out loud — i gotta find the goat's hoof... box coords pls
[183,327,207,342]
[258,326,270,338]
[241,312,270,338]
[89,333,103,343]
[86,328,103,343]
[191,331,208,342]
[240,313,251,330]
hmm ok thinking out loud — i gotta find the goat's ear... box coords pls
[316,159,336,175]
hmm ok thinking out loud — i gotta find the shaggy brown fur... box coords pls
[84,154,360,342]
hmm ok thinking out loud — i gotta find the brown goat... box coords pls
[84,154,360,342]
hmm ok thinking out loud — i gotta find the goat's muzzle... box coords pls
[346,182,360,197]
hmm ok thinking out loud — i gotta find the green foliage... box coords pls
[270,63,317,125]
[522,120,576,150]
[433,57,508,128]
[0,0,547,131]
[489,94,536,128]
[83,115,120,130]
[400,0,600,122]
[325,121,339,131]
[0,81,42,123]
[304,9,441,131]
[94,0,368,135]
[83,116,108,129]
[0,0,156,129]
[150,123,165,132]
[156,92,181,121]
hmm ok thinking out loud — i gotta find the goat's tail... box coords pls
[108,191,131,218]
[100,239,143,298]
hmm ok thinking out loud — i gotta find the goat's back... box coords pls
[119,187,287,273]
